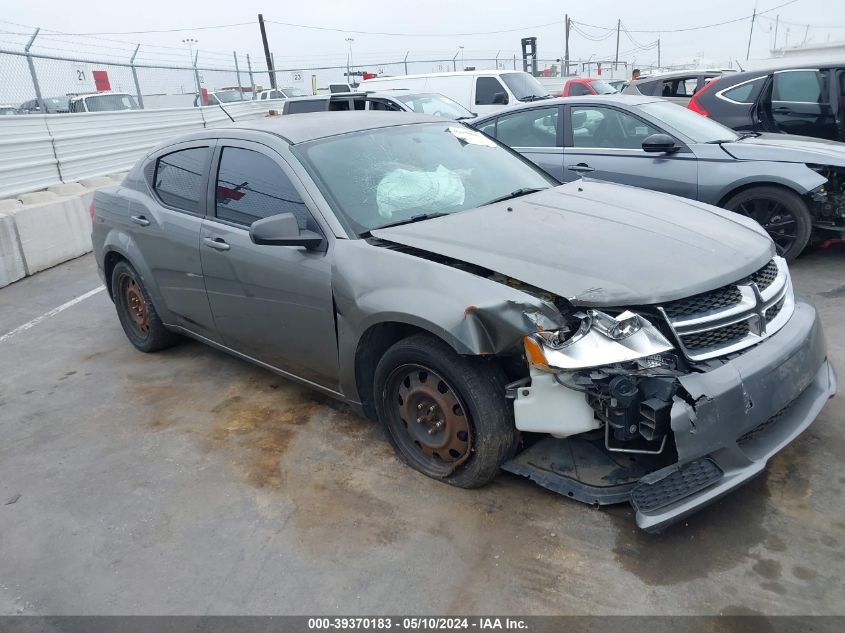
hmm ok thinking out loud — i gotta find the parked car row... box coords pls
[333,66,842,259]
[8,92,140,114]
[91,109,837,532]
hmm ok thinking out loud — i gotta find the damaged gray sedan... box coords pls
[91,112,837,531]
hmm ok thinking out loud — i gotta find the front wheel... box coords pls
[722,186,812,261]
[373,334,518,488]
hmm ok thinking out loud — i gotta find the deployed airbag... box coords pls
[376,164,465,218]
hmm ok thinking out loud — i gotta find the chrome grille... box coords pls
[746,259,778,292]
[659,257,794,361]
[683,320,750,351]
[663,285,742,319]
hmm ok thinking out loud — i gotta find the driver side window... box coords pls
[215,147,318,230]
[570,106,660,149]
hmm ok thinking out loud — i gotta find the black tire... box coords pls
[373,334,518,488]
[722,186,812,261]
[110,260,179,353]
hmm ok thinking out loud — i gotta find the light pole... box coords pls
[345,37,355,86]
[182,38,198,66]
[182,38,201,100]
[459,45,464,70]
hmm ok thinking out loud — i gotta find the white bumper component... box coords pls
[513,369,598,437]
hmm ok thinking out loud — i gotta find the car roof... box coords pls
[726,59,845,77]
[363,69,527,82]
[215,111,446,144]
[471,94,661,121]
[634,69,723,82]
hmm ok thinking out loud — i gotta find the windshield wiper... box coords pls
[520,95,552,102]
[368,212,449,233]
[482,187,547,206]
[706,131,761,144]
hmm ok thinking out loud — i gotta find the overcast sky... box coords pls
[2,0,843,71]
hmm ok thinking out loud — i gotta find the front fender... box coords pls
[332,239,565,403]
[699,161,826,206]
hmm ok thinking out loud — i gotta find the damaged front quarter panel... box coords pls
[331,238,566,404]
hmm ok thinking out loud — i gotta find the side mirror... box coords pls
[249,212,324,249]
[642,133,680,154]
[492,91,509,105]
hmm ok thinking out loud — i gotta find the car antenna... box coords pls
[218,103,235,123]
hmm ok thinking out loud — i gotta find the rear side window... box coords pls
[476,77,506,105]
[215,147,316,230]
[773,70,827,103]
[153,147,210,213]
[495,106,559,147]
[721,78,766,104]
[287,99,328,114]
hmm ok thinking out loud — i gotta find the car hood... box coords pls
[371,181,774,307]
[720,133,845,167]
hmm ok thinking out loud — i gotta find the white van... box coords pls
[360,70,550,116]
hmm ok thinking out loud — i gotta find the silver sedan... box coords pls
[472,95,845,260]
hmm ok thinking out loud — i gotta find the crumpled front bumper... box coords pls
[633,299,836,532]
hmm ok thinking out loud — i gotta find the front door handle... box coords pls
[567,163,595,174]
[130,215,150,227]
[203,237,231,252]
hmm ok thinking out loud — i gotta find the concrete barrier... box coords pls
[0,210,26,288]
[0,175,122,289]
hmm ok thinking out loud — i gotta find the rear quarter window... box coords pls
[152,147,210,213]
[287,99,328,114]
[720,77,766,104]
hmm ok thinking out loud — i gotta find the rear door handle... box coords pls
[130,215,150,227]
[203,236,230,252]
[773,107,792,114]
[567,163,595,173]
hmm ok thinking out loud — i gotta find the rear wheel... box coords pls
[111,260,179,352]
[373,334,518,488]
[722,186,812,261]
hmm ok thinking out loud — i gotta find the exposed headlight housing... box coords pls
[524,310,673,371]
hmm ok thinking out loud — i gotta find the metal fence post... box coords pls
[24,28,46,113]
[513,55,517,70]
[193,51,202,97]
[130,44,145,109]
[233,51,244,100]
[246,54,255,98]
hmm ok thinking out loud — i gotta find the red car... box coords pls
[554,77,620,97]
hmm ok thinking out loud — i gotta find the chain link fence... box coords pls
[0,42,650,114]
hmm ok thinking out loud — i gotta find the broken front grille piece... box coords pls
[630,458,723,514]
[659,258,794,361]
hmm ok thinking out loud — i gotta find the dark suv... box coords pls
[688,63,845,142]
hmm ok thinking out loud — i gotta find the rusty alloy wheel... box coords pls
[120,274,150,338]
[384,363,473,475]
